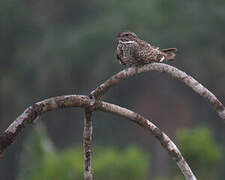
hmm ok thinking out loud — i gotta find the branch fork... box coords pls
[1,63,225,180]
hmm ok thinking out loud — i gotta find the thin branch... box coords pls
[90,63,225,122]
[97,101,197,180]
[0,95,197,180]
[83,108,93,180]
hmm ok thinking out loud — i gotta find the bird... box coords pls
[116,30,177,66]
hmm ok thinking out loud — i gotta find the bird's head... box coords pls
[117,30,139,42]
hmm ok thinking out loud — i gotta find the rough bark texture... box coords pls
[90,63,225,122]
[97,101,197,180]
[83,109,93,180]
[2,63,225,180]
[0,95,91,155]
[0,95,196,180]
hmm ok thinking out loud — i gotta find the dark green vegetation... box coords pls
[18,124,149,180]
[18,124,222,179]
[175,127,222,179]
[0,0,225,179]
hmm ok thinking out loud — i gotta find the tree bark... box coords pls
[2,62,224,180]
[97,101,197,180]
[90,63,225,121]
[0,95,197,180]
[83,108,93,180]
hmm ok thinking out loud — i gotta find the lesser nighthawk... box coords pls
[116,30,177,66]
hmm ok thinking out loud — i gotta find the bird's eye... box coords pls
[125,34,129,36]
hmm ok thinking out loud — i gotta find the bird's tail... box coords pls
[161,48,177,53]
[161,48,177,61]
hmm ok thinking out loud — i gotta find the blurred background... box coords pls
[0,0,225,179]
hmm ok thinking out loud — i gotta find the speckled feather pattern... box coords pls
[116,32,176,66]
[117,40,168,66]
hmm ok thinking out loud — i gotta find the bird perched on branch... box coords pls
[116,30,177,66]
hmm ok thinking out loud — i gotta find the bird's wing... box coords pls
[135,45,166,63]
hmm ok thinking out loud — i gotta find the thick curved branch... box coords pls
[0,95,196,179]
[90,63,225,122]
[97,101,197,180]
[0,95,91,155]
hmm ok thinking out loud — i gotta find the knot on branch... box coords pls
[89,90,96,100]
[87,94,98,111]
[27,104,43,124]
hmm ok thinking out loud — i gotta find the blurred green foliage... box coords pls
[154,126,223,180]
[175,126,222,179]
[18,123,150,180]
[18,124,223,180]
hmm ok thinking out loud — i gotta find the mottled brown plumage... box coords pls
[116,30,177,66]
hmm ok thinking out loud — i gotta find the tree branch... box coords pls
[2,62,222,179]
[97,101,197,180]
[83,108,93,180]
[0,95,197,179]
[90,63,225,122]
[0,95,91,155]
